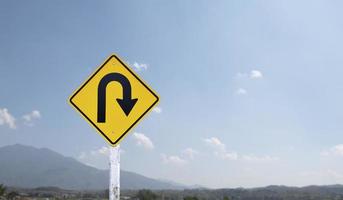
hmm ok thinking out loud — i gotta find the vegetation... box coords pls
[184,196,199,200]
[0,185,342,199]
[0,184,6,197]
[6,191,18,200]
[136,189,157,200]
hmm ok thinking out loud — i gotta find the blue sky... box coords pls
[1,0,343,188]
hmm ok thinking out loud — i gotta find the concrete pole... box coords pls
[109,145,120,200]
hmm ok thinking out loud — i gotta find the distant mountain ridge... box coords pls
[0,144,185,190]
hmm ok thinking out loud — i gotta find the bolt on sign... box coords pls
[69,54,159,146]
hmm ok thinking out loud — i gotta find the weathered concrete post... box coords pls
[109,145,120,200]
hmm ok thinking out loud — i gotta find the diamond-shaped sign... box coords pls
[69,54,159,146]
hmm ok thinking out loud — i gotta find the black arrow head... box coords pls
[116,98,138,116]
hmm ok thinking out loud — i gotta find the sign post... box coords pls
[69,54,159,200]
[109,145,120,200]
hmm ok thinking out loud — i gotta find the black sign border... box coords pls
[69,54,159,146]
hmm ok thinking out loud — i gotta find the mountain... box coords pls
[0,144,184,190]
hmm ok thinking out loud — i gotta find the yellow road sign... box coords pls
[69,54,159,146]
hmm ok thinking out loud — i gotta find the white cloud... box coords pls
[96,146,111,155]
[203,137,226,152]
[78,146,125,170]
[22,110,41,126]
[203,137,237,160]
[132,132,154,150]
[300,169,343,182]
[0,108,16,129]
[215,151,239,160]
[78,146,110,169]
[161,148,198,166]
[161,154,187,166]
[235,70,263,80]
[132,62,148,71]
[182,148,198,160]
[236,88,247,95]
[203,137,279,162]
[153,106,162,114]
[242,155,280,162]
[327,169,343,179]
[321,144,343,156]
[250,70,263,79]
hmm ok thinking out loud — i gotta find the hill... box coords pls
[0,144,184,190]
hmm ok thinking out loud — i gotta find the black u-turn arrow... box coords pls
[97,73,138,123]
